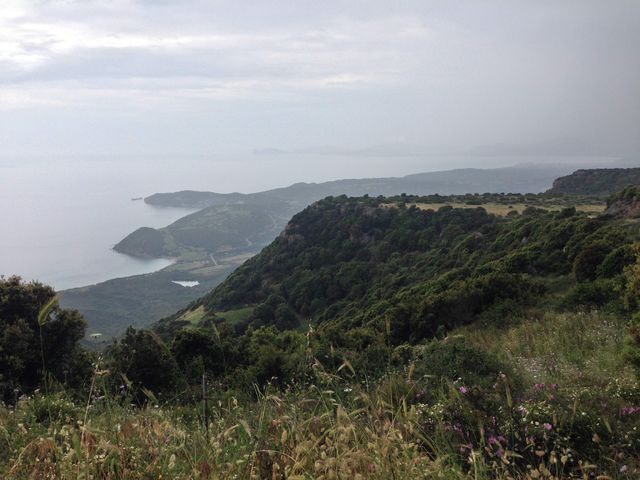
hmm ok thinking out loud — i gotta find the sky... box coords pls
[0,0,639,156]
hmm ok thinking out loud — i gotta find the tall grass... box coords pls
[1,361,639,479]
[462,310,633,387]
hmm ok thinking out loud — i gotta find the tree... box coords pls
[0,276,90,402]
[109,327,183,401]
[573,243,610,282]
[171,328,225,382]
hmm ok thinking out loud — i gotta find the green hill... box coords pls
[114,202,291,258]
[156,192,634,344]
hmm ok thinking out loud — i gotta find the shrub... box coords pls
[109,328,184,401]
[573,243,611,282]
[562,279,619,308]
[414,340,515,390]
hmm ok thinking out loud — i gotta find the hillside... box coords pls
[547,167,640,195]
[114,203,291,259]
[62,165,584,339]
[157,192,634,343]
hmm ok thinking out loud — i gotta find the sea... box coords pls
[0,152,618,290]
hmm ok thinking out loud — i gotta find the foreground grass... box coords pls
[2,371,640,479]
[2,309,639,479]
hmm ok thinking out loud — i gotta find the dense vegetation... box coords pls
[3,184,640,478]
[163,193,630,344]
[548,168,640,195]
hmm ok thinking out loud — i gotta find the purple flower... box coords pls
[496,448,505,458]
[459,386,468,394]
[488,436,499,445]
[621,406,640,416]
[534,383,545,391]
[543,423,553,431]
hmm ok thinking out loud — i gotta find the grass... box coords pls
[216,306,254,325]
[2,357,639,479]
[460,309,633,387]
[178,305,206,324]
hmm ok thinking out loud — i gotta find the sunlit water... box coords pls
[0,152,615,290]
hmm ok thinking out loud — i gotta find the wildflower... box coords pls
[496,448,505,458]
[543,423,553,431]
[534,383,545,391]
[620,465,628,473]
[459,386,468,395]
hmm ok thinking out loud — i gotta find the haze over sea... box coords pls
[0,152,611,290]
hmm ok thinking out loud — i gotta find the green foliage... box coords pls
[0,276,90,403]
[607,184,640,206]
[2,188,640,477]
[415,340,515,390]
[562,278,620,308]
[573,242,611,282]
[108,327,184,401]
[170,328,224,383]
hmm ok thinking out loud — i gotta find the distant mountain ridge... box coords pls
[145,165,579,211]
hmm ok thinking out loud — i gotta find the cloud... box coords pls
[0,0,638,155]
[0,2,432,108]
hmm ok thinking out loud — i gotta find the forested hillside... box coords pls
[159,193,635,345]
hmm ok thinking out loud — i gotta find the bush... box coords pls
[109,328,184,401]
[562,279,619,308]
[414,340,516,390]
[573,243,611,282]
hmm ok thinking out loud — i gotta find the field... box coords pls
[409,202,605,216]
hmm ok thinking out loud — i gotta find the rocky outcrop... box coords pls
[603,186,640,219]
[547,168,640,195]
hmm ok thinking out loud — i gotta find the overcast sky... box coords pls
[1,0,639,156]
